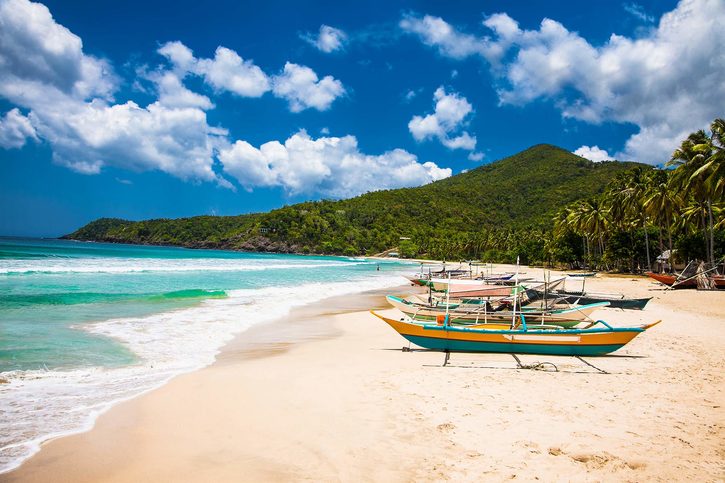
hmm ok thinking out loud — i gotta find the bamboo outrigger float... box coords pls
[371,311,661,356]
[385,295,606,328]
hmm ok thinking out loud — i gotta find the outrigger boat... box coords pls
[567,272,597,278]
[711,274,725,289]
[385,295,608,328]
[526,288,652,310]
[645,272,697,288]
[371,311,660,356]
[421,276,557,292]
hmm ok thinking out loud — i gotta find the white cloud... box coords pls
[45,101,227,181]
[305,25,347,53]
[219,130,451,197]
[574,145,612,162]
[400,14,486,60]
[401,0,725,164]
[158,42,345,112]
[156,41,196,73]
[0,0,227,184]
[158,42,270,98]
[404,88,421,102]
[0,0,441,199]
[0,108,38,148]
[408,87,476,150]
[151,71,214,110]
[0,0,117,104]
[272,62,345,112]
[623,3,655,23]
[467,151,484,162]
[195,47,271,97]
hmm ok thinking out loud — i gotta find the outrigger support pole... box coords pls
[575,356,609,374]
[511,353,559,372]
[443,350,450,367]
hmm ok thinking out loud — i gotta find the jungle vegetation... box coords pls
[66,123,725,272]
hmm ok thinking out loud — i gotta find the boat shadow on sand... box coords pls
[376,347,649,374]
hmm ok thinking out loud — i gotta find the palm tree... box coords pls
[564,202,590,264]
[607,168,653,269]
[644,170,680,257]
[668,128,718,265]
[691,119,725,200]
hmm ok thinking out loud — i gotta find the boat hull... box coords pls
[529,290,652,310]
[372,312,656,356]
[711,275,725,289]
[399,333,626,356]
[386,296,603,328]
[646,272,696,288]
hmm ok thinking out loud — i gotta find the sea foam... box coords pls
[0,273,408,474]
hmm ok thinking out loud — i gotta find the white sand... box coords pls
[5,272,724,482]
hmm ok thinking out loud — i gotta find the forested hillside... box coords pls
[65,144,647,263]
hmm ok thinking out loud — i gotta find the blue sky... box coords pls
[1,0,723,236]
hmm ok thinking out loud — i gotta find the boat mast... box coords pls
[512,256,519,328]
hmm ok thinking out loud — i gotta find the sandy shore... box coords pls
[4,272,724,482]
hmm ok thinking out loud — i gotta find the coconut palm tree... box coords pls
[606,168,653,269]
[668,124,721,265]
[644,171,681,255]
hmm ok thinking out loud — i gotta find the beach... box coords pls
[4,269,724,482]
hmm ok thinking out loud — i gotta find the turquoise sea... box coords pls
[0,237,410,473]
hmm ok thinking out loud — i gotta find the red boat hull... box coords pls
[711,275,725,289]
[646,272,696,288]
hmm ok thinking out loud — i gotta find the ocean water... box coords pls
[0,237,411,473]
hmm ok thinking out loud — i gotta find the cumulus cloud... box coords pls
[194,47,271,97]
[400,14,486,60]
[401,0,725,164]
[408,87,476,150]
[272,62,345,112]
[158,42,270,98]
[150,71,214,110]
[0,0,117,104]
[574,145,612,163]
[0,0,227,184]
[219,130,451,197]
[304,25,347,53]
[158,41,345,111]
[0,0,440,198]
[0,108,38,148]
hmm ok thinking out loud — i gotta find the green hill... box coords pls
[64,144,648,262]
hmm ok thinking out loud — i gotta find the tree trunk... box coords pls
[643,219,651,271]
[707,198,715,266]
[701,212,709,262]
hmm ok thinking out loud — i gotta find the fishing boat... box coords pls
[478,273,515,282]
[711,274,725,289]
[446,284,514,298]
[371,311,660,356]
[527,289,652,310]
[567,272,597,278]
[645,272,697,288]
[385,295,607,328]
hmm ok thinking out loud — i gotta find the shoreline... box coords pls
[1,282,421,478]
[5,272,724,481]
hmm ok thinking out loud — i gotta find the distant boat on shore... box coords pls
[645,272,697,288]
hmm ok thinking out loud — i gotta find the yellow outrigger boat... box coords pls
[372,311,660,356]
